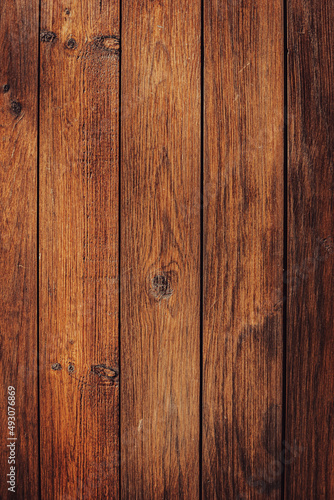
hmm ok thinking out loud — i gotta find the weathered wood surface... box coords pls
[203,0,284,497]
[1,0,333,497]
[120,1,201,497]
[286,0,334,497]
[39,0,120,497]
[0,0,39,497]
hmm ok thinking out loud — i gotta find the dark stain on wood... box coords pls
[286,0,334,497]
[261,403,281,457]
[203,0,284,497]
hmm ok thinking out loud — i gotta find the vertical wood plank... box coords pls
[121,1,201,497]
[286,0,334,497]
[39,1,120,498]
[0,0,39,498]
[203,0,284,498]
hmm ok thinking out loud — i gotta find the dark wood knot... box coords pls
[66,38,77,49]
[93,35,120,56]
[68,363,75,374]
[40,30,57,43]
[151,273,173,300]
[91,364,118,383]
[10,101,22,117]
[51,363,62,371]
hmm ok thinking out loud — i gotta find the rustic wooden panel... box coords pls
[203,0,284,498]
[120,1,201,497]
[39,0,120,498]
[0,0,39,498]
[286,0,334,497]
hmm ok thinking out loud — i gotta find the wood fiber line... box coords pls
[39,0,120,498]
[0,0,39,497]
[286,0,334,497]
[121,1,201,498]
[203,0,284,498]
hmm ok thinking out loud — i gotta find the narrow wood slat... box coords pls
[39,1,120,497]
[286,0,334,496]
[0,1,39,497]
[203,0,284,497]
[121,1,201,497]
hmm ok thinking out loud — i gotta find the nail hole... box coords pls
[3,84,10,93]
[68,363,75,374]
[93,35,120,55]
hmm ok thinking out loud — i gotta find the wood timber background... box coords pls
[0,0,333,498]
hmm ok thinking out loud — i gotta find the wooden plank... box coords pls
[0,0,39,498]
[286,0,334,497]
[203,0,284,498]
[39,1,120,498]
[120,1,201,497]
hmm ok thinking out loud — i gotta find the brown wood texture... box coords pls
[286,0,334,497]
[39,0,120,498]
[120,1,201,498]
[203,0,284,498]
[1,0,334,498]
[0,0,39,498]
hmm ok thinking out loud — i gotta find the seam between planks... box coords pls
[119,0,122,498]
[282,0,288,497]
[200,0,204,499]
[37,0,42,498]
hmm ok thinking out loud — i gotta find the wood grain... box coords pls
[203,0,284,498]
[39,0,120,498]
[286,0,334,497]
[120,1,201,498]
[0,0,39,498]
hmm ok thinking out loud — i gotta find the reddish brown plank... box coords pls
[203,0,284,497]
[39,0,120,497]
[0,0,39,497]
[286,0,334,496]
[120,1,201,497]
